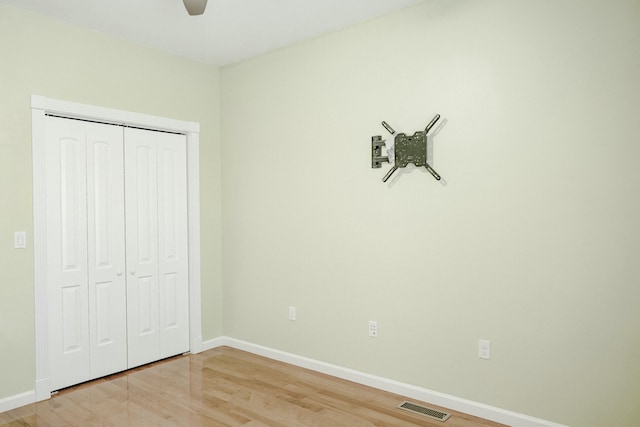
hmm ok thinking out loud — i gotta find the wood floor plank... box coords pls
[0,347,507,426]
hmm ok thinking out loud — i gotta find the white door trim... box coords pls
[31,95,203,401]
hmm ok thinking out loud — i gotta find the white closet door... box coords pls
[125,128,189,368]
[46,117,127,390]
[125,128,160,368]
[156,132,189,359]
[46,117,91,391]
[46,117,190,385]
[86,122,127,379]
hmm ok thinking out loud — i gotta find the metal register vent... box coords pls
[397,401,452,422]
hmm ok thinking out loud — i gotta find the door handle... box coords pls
[129,270,136,276]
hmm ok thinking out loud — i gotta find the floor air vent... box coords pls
[397,401,452,422]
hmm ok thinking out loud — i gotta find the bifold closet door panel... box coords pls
[125,128,189,368]
[156,132,189,359]
[86,122,128,379]
[45,116,127,390]
[46,117,91,391]
[124,127,161,369]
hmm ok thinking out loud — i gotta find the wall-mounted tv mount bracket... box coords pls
[371,114,441,182]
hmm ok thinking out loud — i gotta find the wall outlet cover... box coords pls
[368,320,378,337]
[478,339,491,359]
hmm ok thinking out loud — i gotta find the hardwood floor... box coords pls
[0,347,507,426]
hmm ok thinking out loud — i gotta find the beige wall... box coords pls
[220,1,640,426]
[0,3,223,399]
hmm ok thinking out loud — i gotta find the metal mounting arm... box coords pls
[371,114,443,183]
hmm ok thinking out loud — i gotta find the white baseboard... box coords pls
[0,390,35,413]
[201,336,228,352]
[203,336,567,427]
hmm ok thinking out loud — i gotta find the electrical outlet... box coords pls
[14,231,26,249]
[478,339,491,359]
[368,320,378,337]
[288,306,296,321]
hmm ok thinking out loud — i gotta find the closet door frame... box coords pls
[31,95,202,401]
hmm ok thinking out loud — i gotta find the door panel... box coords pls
[135,146,155,263]
[157,133,189,358]
[125,128,160,369]
[125,129,189,367]
[61,285,83,353]
[163,273,178,328]
[86,122,127,379]
[136,275,156,334]
[60,139,83,271]
[46,117,91,391]
[94,282,113,344]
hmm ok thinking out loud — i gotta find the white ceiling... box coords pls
[1,0,423,66]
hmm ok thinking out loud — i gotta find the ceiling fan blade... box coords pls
[183,0,208,16]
